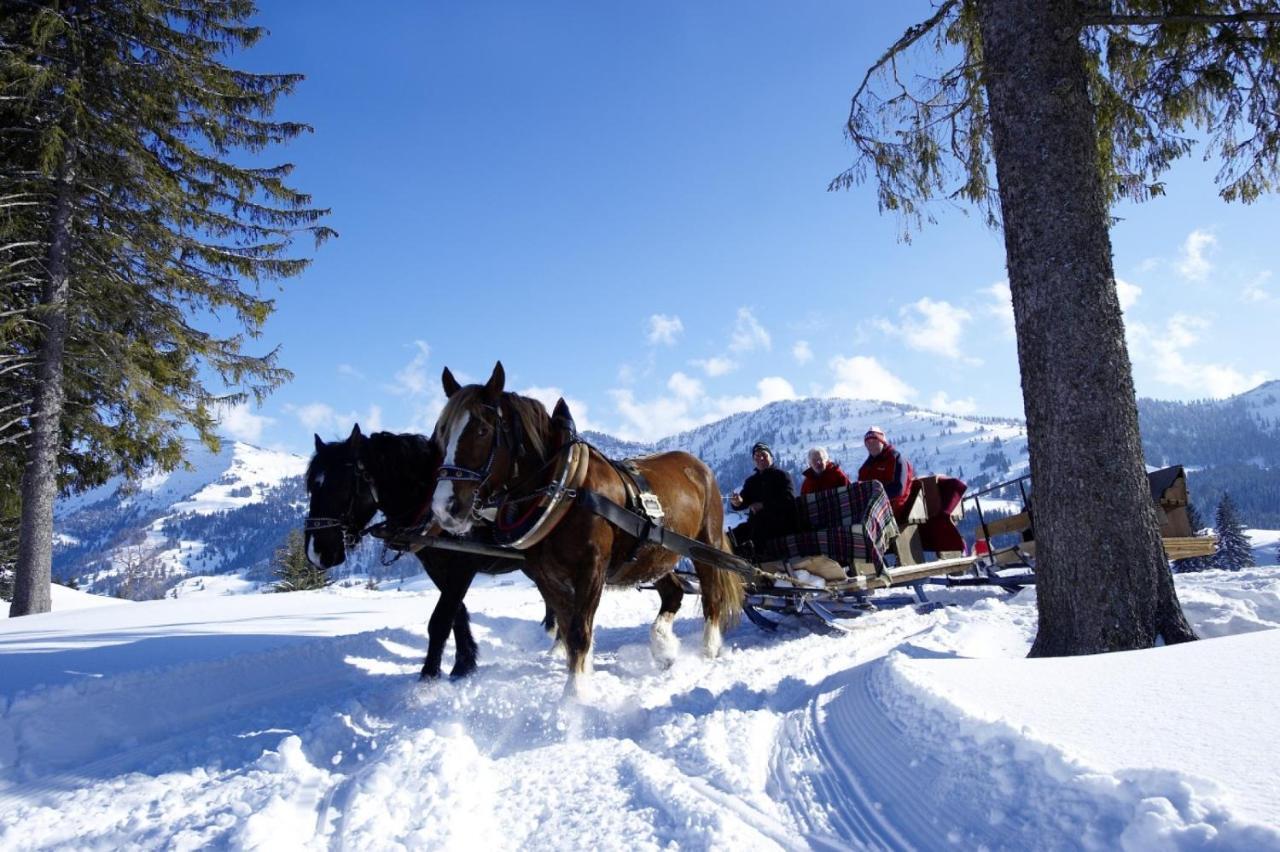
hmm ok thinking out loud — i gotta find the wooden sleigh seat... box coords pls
[754,479,977,592]
[970,465,1218,564]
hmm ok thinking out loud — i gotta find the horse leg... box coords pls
[448,569,479,678]
[524,568,565,656]
[564,559,605,699]
[649,573,684,669]
[418,561,476,680]
[695,562,723,659]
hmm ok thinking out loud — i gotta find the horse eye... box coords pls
[476,425,491,437]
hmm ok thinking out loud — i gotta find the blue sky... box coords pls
[214,1,1279,453]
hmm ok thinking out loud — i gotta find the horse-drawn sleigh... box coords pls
[304,362,1216,691]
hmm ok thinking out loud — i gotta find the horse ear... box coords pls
[442,367,462,398]
[552,397,578,438]
[348,423,363,444]
[484,361,505,402]
[314,433,324,452]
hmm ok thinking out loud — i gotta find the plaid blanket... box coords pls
[760,481,898,572]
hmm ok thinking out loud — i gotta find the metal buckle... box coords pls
[639,492,664,523]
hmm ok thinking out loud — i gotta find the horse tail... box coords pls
[698,468,744,631]
[703,553,744,631]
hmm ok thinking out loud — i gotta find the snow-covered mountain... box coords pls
[586,396,1028,497]
[52,383,1280,598]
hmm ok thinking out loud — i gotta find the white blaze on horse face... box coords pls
[306,533,322,569]
[431,410,471,533]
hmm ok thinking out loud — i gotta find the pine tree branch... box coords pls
[1083,12,1280,27]
[845,0,961,130]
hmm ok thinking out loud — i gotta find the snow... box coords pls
[48,583,130,612]
[2,568,1279,849]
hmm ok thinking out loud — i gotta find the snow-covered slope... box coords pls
[52,441,311,596]
[589,396,1029,496]
[2,568,1278,848]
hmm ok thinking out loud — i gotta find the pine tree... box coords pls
[3,1,333,616]
[273,529,329,592]
[1212,493,1255,571]
[835,1,1280,655]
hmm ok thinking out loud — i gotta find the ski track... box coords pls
[2,577,1279,850]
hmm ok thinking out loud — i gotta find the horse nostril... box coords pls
[446,496,461,516]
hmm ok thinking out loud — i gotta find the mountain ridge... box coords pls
[51,383,1279,597]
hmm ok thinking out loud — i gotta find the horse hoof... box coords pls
[419,667,442,681]
[449,663,477,680]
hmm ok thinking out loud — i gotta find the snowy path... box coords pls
[3,570,1280,850]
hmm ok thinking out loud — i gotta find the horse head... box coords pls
[304,423,379,567]
[430,361,549,535]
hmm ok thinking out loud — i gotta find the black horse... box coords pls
[305,423,548,679]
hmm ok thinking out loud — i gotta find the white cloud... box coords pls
[928,392,978,415]
[690,355,738,377]
[729,307,771,353]
[870,317,896,336]
[294,402,337,433]
[646,314,684,346]
[1129,314,1268,398]
[1115,278,1142,312]
[386,340,432,397]
[216,402,273,444]
[982,280,1014,338]
[337,363,365,380]
[607,376,796,442]
[828,355,916,403]
[793,340,813,365]
[900,297,975,361]
[289,402,384,439]
[1177,229,1217,282]
[1243,271,1274,303]
[667,371,703,400]
[519,385,594,432]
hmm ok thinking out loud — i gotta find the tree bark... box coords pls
[10,148,77,618]
[974,0,1195,655]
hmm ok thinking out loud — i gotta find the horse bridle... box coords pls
[304,459,375,549]
[436,399,521,524]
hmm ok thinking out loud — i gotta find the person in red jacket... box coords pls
[800,446,852,495]
[857,426,914,515]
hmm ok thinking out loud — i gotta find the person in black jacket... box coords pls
[728,441,798,552]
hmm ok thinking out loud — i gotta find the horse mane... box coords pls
[435,387,551,463]
[365,432,440,483]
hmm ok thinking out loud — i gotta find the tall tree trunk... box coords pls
[10,148,77,618]
[974,0,1195,655]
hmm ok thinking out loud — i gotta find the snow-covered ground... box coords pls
[1248,528,1280,565]
[3,566,1279,850]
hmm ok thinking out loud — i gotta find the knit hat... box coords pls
[751,441,772,457]
[863,427,887,443]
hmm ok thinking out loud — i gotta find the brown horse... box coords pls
[429,362,744,697]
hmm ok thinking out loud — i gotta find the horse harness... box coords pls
[389,397,757,581]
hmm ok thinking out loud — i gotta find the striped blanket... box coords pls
[760,480,898,574]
